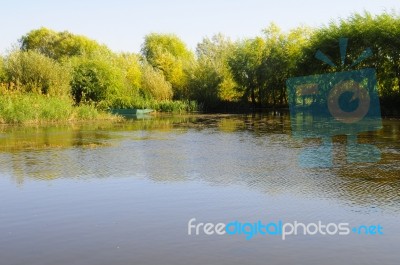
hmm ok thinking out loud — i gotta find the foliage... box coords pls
[20,27,111,60]
[228,37,266,108]
[0,93,116,124]
[296,12,400,114]
[188,34,239,109]
[70,55,125,104]
[141,33,194,98]
[0,56,6,82]
[187,61,222,108]
[140,63,173,100]
[0,12,399,124]
[3,50,71,97]
[149,99,199,112]
[113,53,142,91]
[261,24,312,107]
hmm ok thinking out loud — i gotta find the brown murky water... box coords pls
[0,114,399,265]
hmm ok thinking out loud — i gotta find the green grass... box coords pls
[0,93,200,124]
[0,94,117,124]
[147,100,199,112]
[102,96,200,113]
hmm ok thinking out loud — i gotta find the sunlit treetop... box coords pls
[20,27,111,61]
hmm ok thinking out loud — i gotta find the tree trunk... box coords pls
[251,87,256,110]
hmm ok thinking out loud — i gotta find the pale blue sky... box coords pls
[0,0,398,54]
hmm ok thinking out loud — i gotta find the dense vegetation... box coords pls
[0,12,399,123]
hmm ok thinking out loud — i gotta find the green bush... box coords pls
[0,56,6,82]
[0,94,72,123]
[113,53,142,91]
[74,104,99,120]
[141,63,173,100]
[149,99,199,112]
[0,94,116,124]
[188,61,222,109]
[70,56,125,104]
[141,33,194,99]
[3,50,71,97]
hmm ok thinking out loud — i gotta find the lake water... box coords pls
[0,114,399,265]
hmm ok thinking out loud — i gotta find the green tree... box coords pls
[70,55,124,104]
[187,60,222,108]
[0,56,6,82]
[3,50,71,97]
[20,27,111,61]
[141,63,173,100]
[261,24,312,106]
[296,12,400,113]
[113,53,142,92]
[189,34,239,108]
[228,37,266,108]
[141,33,194,98]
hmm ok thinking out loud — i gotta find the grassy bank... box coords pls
[104,96,200,113]
[0,94,200,124]
[0,94,118,124]
[144,99,199,113]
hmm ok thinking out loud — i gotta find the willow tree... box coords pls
[70,55,125,104]
[4,50,71,97]
[141,33,194,99]
[188,34,238,109]
[261,24,312,107]
[20,27,111,61]
[228,37,266,108]
[297,12,400,113]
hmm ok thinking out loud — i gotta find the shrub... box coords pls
[3,50,71,97]
[74,104,99,120]
[188,61,222,109]
[0,56,6,82]
[141,63,173,100]
[0,94,117,124]
[0,94,72,123]
[113,53,142,91]
[70,56,125,104]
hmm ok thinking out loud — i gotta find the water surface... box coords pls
[0,114,399,265]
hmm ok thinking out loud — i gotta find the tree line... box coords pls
[0,12,399,115]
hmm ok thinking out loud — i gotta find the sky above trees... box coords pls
[1,0,399,54]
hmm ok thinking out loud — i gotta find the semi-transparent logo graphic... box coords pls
[286,38,382,168]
